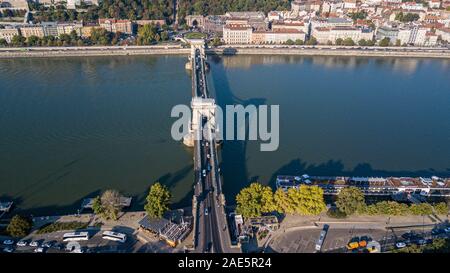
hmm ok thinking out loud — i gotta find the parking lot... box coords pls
[0,228,142,253]
[266,224,448,253]
[267,227,388,253]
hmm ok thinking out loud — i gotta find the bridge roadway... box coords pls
[189,42,238,253]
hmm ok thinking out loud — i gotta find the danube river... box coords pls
[1,55,449,215]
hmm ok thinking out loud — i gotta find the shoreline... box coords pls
[1,45,450,59]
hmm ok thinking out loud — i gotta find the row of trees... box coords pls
[0,26,170,47]
[136,24,170,45]
[236,183,449,219]
[31,0,173,23]
[0,29,117,47]
[179,0,290,17]
[92,182,172,221]
[335,186,449,217]
[236,182,327,218]
[395,12,420,23]
[0,9,26,18]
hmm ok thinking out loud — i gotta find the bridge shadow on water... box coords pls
[207,55,450,206]
[209,55,267,202]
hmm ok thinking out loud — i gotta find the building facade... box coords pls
[0,27,19,43]
[223,24,253,44]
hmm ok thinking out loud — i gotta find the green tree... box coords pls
[285,39,294,45]
[93,189,123,220]
[137,23,157,45]
[236,182,276,218]
[7,215,32,237]
[358,39,367,46]
[306,36,317,45]
[434,202,449,215]
[211,36,222,47]
[335,38,343,45]
[11,35,26,46]
[409,203,433,215]
[160,31,169,41]
[379,37,390,47]
[342,38,355,46]
[294,39,304,45]
[0,38,7,47]
[288,185,326,215]
[274,188,294,214]
[145,182,171,218]
[335,187,365,215]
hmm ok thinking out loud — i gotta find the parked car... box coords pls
[29,241,40,247]
[34,247,45,253]
[431,228,444,235]
[395,242,407,249]
[42,241,53,248]
[347,237,360,250]
[16,240,28,247]
[3,246,14,253]
[2,239,14,245]
[444,227,450,233]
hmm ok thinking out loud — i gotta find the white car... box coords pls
[34,247,45,253]
[42,241,53,248]
[444,227,450,233]
[2,239,14,245]
[16,240,28,247]
[29,241,40,247]
[3,247,14,253]
[395,242,407,249]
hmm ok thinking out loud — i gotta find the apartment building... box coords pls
[397,25,436,46]
[0,27,19,43]
[271,20,309,34]
[312,26,374,44]
[310,17,354,29]
[57,22,83,36]
[252,29,306,44]
[0,0,29,10]
[223,24,253,44]
[376,26,399,41]
[436,27,450,42]
[98,19,133,34]
[19,25,45,38]
[80,25,103,37]
[322,0,345,14]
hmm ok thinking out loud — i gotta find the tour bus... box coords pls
[102,231,127,243]
[62,232,90,242]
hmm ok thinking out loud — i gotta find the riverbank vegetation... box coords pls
[145,182,171,218]
[236,183,449,219]
[36,221,89,234]
[334,186,449,217]
[92,189,124,221]
[6,215,32,237]
[236,182,327,217]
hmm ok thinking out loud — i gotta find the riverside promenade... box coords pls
[2,44,450,59]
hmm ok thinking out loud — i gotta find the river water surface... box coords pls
[0,55,449,215]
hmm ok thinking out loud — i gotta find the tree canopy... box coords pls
[145,182,171,218]
[92,189,124,220]
[7,215,32,238]
[335,187,365,215]
[236,182,276,218]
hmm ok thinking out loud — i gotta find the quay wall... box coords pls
[1,45,450,59]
